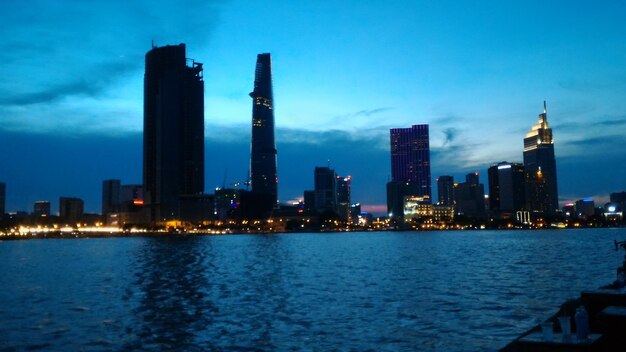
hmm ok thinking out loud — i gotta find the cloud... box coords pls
[441,127,459,146]
[594,118,626,127]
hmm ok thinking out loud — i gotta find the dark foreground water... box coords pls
[1,229,625,351]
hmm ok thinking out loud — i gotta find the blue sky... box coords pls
[1,0,625,214]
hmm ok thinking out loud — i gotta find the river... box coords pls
[1,228,624,351]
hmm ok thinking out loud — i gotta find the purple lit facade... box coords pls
[390,124,431,198]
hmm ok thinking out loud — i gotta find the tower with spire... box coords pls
[523,101,559,215]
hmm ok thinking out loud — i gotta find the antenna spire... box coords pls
[543,100,547,114]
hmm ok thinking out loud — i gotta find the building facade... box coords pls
[143,43,204,222]
[388,124,431,222]
[523,101,558,215]
[250,53,278,212]
[454,172,486,218]
[437,175,455,206]
[488,162,526,213]
[33,201,51,217]
[390,124,431,198]
[59,197,84,223]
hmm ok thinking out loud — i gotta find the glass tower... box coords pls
[249,53,278,208]
[390,124,431,198]
[523,101,558,214]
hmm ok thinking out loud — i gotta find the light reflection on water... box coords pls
[1,229,624,351]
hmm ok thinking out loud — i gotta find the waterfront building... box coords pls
[523,101,559,215]
[0,182,5,219]
[437,175,455,206]
[303,190,316,212]
[143,43,204,222]
[215,188,242,220]
[403,195,433,221]
[488,162,526,214]
[454,172,486,218]
[249,53,278,213]
[102,179,121,215]
[610,192,626,215]
[314,166,337,213]
[59,197,84,223]
[388,124,431,222]
[33,201,51,217]
[575,199,595,220]
[336,176,351,222]
[433,204,455,223]
[390,124,431,197]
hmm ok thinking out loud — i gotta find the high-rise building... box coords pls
[488,162,526,213]
[314,166,337,213]
[390,124,431,197]
[33,201,51,217]
[336,176,351,222]
[0,182,5,218]
[388,124,431,222]
[454,172,486,218]
[59,197,84,222]
[249,53,278,212]
[437,176,455,206]
[524,101,558,215]
[143,43,204,222]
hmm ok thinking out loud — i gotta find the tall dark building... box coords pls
[33,201,51,217]
[488,162,526,213]
[102,179,121,216]
[454,173,486,218]
[336,175,351,222]
[314,166,337,213]
[437,176,455,206]
[59,197,84,223]
[143,44,204,222]
[524,101,558,215]
[249,53,278,211]
[390,124,431,198]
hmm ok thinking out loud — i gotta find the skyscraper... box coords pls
[143,44,204,222]
[488,162,526,213]
[387,124,431,222]
[59,197,84,223]
[249,53,278,211]
[390,124,431,197]
[523,101,558,215]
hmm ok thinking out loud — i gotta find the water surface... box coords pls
[1,229,624,351]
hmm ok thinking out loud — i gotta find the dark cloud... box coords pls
[564,134,625,147]
[441,127,459,146]
[594,118,626,127]
[0,0,222,109]
[0,60,139,106]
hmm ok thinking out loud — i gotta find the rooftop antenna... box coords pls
[327,159,331,168]
[151,40,155,49]
[543,100,547,114]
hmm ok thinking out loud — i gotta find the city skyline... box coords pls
[1,1,625,213]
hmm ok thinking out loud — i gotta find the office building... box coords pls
[33,201,51,217]
[388,124,431,222]
[524,101,558,214]
[336,176,352,222]
[249,53,278,213]
[59,197,84,223]
[437,176,455,206]
[488,162,526,213]
[314,166,337,213]
[454,173,486,218]
[575,199,595,219]
[390,124,431,197]
[143,43,204,222]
